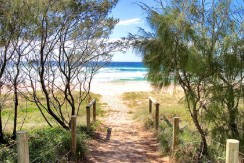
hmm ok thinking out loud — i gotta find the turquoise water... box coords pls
[93,62,148,82]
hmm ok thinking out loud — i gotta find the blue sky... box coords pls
[110,0,156,62]
[110,0,244,62]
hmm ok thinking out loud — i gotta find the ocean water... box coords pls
[93,62,148,82]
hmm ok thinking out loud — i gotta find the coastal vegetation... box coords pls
[122,89,239,162]
[0,91,103,161]
[130,0,244,161]
[1,0,244,162]
[1,127,88,162]
[0,0,118,161]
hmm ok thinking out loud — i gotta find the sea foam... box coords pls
[93,62,148,82]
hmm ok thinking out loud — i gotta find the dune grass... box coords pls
[122,88,192,128]
[0,91,103,162]
[1,92,103,133]
[1,126,89,162]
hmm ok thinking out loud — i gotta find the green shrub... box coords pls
[173,129,200,162]
[59,127,88,159]
[0,144,17,162]
[157,119,202,162]
[144,115,154,129]
[158,124,172,155]
[0,134,17,162]
[29,127,88,162]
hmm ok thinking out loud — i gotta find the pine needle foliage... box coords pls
[130,0,244,160]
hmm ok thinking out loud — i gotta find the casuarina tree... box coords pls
[130,0,244,159]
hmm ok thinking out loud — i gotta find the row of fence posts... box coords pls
[148,97,240,163]
[16,99,96,163]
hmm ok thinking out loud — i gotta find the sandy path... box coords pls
[85,82,169,163]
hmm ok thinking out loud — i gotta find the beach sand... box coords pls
[90,81,153,95]
[86,81,169,162]
[90,81,181,96]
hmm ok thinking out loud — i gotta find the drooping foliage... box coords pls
[131,0,244,160]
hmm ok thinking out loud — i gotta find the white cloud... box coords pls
[108,38,121,42]
[117,18,142,26]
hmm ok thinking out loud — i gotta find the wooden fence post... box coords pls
[93,100,96,122]
[172,117,179,150]
[155,103,159,130]
[106,128,112,141]
[149,99,152,114]
[17,131,29,163]
[71,115,77,157]
[226,139,239,163]
[86,106,91,131]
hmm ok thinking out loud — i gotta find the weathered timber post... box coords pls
[71,115,77,157]
[17,131,29,163]
[226,139,239,163]
[172,117,179,150]
[155,103,159,130]
[86,106,91,131]
[93,100,96,121]
[149,99,152,114]
[106,128,112,141]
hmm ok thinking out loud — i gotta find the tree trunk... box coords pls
[181,82,208,159]
[227,86,239,139]
[0,109,4,143]
[0,42,10,144]
[228,107,239,139]
[40,77,69,130]
[12,87,18,139]
[12,56,21,139]
[40,65,69,130]
[191,105,208,159]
